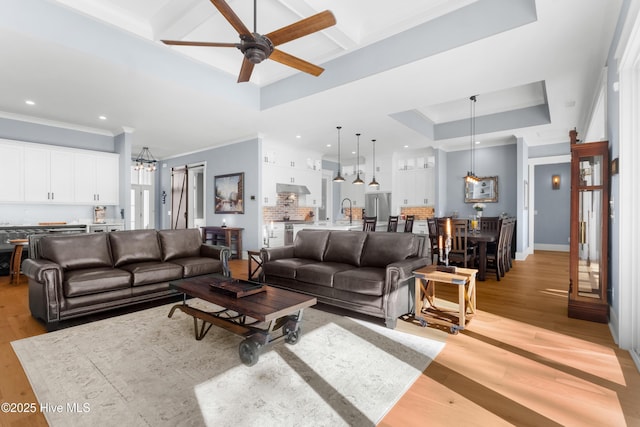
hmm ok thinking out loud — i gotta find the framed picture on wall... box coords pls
[464,176,498,203]
[215,172,244,214]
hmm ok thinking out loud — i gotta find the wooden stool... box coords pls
[9,239,29,285]
[247,250,263,282]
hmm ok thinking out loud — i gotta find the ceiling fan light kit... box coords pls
[161,0,336,83]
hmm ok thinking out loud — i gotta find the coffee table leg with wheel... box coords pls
[239,339,261,367]
[282,310,305,345]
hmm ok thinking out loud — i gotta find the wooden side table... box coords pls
[9,239,29,285]
[247,250,263,282]
[201,226,244,259]
[413,266,477,334]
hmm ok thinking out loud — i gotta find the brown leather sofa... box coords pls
[22,228,230,330]
[260,229,429,328]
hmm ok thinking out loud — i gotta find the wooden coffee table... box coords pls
[168,274,317,366]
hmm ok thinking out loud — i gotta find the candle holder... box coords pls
[444,235,451,266]
[438,234,452,266]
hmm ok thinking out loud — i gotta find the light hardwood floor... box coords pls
[1,251,638,426]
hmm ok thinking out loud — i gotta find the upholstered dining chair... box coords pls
[403,215,415,233]
[387,216,399,232]
[363,216,377,232]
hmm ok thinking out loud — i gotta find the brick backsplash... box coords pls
[263,194,316,222]
[400,206,435,220]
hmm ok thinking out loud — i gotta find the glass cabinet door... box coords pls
[569,141,609,323]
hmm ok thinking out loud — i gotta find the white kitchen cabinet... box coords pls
[74,152,120,205]
[0,141,24,202]
[23,147,74,203]
[395,167,434,206]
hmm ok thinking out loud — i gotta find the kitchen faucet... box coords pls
[341,198,353,225]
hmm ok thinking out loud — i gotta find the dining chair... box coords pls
[427,217,438,264]
[503,218,515,272]
[485,218,507,280]
[403,215,415,233]
[447,219,476,268]
[480,217,500,232]
[362,216,377,232]
[387,215,399,232]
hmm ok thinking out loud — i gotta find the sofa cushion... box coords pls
[295,262,356,287]
[263,258,316,279]
[64,267,131,297]
[109,230,161,267]
[293,230,330,261]
[360,233,420,268]
[40,233,112,270]
[119,261,183,286]
[158,229,202,261]
[333,267,386,296]
[169,257,223,277]
[323,231,367,266]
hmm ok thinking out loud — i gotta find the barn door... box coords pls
[171,166,188,229]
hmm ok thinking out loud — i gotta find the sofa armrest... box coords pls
[22,258,65,326]
[200,244,231,277]
[22,258,63,283]
[260,245,295,262]
[386,257,431,283]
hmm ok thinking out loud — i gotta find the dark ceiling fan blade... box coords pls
[161,40,239,48]
[265,10,336,47]
[270,49,324,76]
[210,0,253,38]
[237,57,255,83]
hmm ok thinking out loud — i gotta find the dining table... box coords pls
[468,230,498,281]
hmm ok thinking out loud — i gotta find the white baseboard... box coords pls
[534,244,569,252]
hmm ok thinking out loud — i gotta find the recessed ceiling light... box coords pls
[296,135,301,139]
[475,140,481,145]
[25,100,35,106]
[99,115,107,120]
[326,144,331,147]
[403,145,409,148]
[351,151,356,154]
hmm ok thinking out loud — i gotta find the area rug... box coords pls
[11,300,445,427]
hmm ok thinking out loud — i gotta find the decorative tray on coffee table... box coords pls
[209,277,265,298]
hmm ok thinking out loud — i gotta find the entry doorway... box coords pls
[130,167,155,230]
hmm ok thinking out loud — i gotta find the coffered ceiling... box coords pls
[0,0,623,160]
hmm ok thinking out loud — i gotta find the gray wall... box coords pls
[444,144,517,218]
[158,139,261,255]
[534,163,570,245]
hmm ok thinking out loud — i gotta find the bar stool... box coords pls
[9,239,28,285]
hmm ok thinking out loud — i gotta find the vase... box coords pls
[476,210,483,218]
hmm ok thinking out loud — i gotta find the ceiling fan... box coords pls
[161,0,336,83]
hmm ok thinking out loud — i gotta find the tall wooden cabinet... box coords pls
[568,136,609,323]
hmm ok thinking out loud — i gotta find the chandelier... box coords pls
[465,95,479,183]
[134,146,157,172]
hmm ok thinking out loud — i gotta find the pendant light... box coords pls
[465,95,479,183]
[333,126,345,182]
[368,139,380,187]
[353,133,364,185]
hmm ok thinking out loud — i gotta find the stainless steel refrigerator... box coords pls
[364,192,392,222]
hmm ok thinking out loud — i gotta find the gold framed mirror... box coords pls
[464,176,498,203]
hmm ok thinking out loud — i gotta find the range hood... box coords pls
[276,183,311,195]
